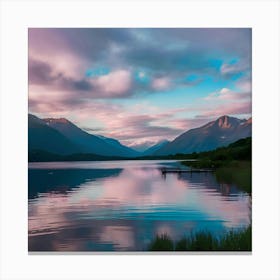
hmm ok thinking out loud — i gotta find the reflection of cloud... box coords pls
[28,194,71,234]
[100,168,188,206]
[100,226,134,250]
[29,164,250,250]
[176,175,250,228]
[196,189,250,227]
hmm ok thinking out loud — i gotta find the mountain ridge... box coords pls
[142,140,170,156]
[28,114,252,158]
[43,117,139,157]
[28,114,81,155]
[154,115,252,156]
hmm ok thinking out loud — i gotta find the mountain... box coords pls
[28,149,126,162]
[95,134,140,156]
[43,117,139,157]
[142,140,170,156]
[28,114,80,155]
[29,114,252,159]
[155,115,252,155]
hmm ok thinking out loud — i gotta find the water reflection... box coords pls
[28,168,121,199]
[28,160,250,251]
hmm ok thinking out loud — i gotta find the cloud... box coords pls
[220,87,230,94]
[220,61,249,77]
[235,77,251,92]
[29,57,135,98]
[93,70,132,97]
[204,87,251,102]
[164,118,211,131]
[28,28,133,63]
[127,139,159,151]
[195,101,251,118]
[28,28,252,146]
[151,77,171,91]
[29,28,252,99]
[99,113,183,142]
[28,58,56,84]
[29,57,93,92]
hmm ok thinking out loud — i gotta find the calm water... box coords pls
[28,160,250,251]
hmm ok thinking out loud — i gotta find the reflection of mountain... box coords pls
[175,172,239,197]
[28,168,121,199]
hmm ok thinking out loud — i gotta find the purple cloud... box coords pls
[28,28,251,146]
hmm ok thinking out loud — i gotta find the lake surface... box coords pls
[28,160,250,251]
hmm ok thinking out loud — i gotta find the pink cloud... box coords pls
[29,57,134,99]
[165,118,211,132]
[100,226,135,250]
[93,70,132,97]
[196,101,251,118]
[151,77,171,91]
[126,139,160,150]
[236,78,251,92]
[204,88,251,102]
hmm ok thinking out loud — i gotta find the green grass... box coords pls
[215,161,251,194]
[147,233,174,251]
[148,226,252,251]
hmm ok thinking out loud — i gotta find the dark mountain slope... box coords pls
[28,114,80,155]
[142,140,170,156]
[155,116,252,155]
[43,117,139,157]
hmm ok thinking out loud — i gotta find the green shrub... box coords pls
[148,233,174,251]
[148,226,252,251]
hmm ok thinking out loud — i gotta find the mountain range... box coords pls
[28,114,252,159]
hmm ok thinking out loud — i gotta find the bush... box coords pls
[148,226,252,251]
[148,233,174,251]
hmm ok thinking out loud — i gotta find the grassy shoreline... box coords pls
[181,137,252,194]
[148,226,252,251]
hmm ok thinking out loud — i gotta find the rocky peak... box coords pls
[246,117,252,124]
[44,118,71,125]
[216,115,231,128]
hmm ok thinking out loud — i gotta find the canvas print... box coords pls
[28,28,252,252]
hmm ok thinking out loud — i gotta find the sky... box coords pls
[28,28,252,150]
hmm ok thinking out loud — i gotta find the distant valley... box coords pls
[28,114,252,161]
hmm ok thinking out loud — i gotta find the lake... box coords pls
[28,160,251,251]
